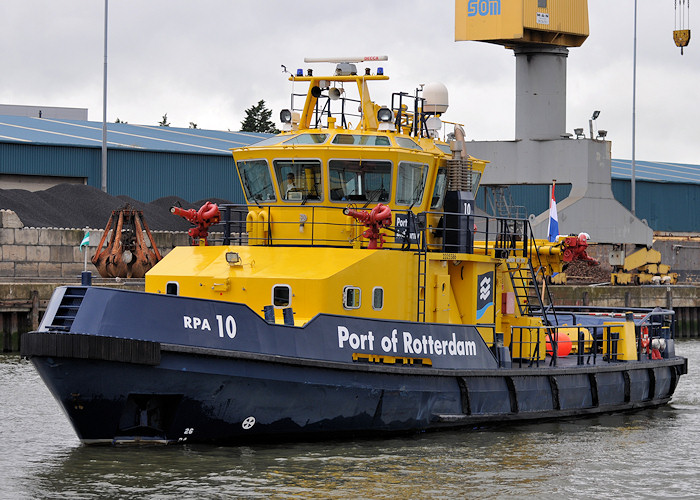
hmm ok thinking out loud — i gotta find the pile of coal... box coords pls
[0,184,234,231]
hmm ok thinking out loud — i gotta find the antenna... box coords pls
[304,56,388,64]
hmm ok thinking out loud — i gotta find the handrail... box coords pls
[511,323,625,368]
[214,203,543,257]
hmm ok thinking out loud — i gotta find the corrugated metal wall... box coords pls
[108,149,243,203]
[611,179,700,232]
[523,0,589,36]
[0,143,244,203]
[476,183,572,217]
[0,142,99,180]
[475,180,699,232]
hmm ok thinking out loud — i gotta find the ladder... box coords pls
[501,220,559,327]
[416,231,427,322]
[488,186,526,219]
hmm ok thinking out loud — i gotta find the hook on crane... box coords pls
[674,0,691,54]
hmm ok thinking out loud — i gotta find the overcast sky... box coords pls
[1,1,698,164]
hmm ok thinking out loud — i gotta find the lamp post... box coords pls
[589,110,600,139]
[101,0,108,193]
[631,0,637,215]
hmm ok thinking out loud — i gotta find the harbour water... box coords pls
[2,342,699,499]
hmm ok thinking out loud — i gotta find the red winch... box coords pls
[171,201,221,245]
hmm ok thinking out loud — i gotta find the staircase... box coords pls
[498,220,558,326]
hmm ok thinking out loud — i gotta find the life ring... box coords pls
[640,326,650,349]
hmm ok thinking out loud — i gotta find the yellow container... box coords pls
[455,0,589,47]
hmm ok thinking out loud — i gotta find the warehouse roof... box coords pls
[611,159,700,185]
[0,115,268,155]
[2,114,699,184]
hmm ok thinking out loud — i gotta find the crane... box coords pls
[674,0,691,54]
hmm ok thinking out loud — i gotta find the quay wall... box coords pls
[550,285,700,338]
[0,225,189,279]
[0,224,188,351]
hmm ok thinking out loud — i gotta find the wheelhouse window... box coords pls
[396,161,428,206]
[343,286,361,309]
[329,159,391,202]
[273,284,291,308]
[274,159,322,201]
[471,170,482,194]
[436,143,452,155]
[372,287,384,310]
[331,134,391,146]
[283,134,328,145]
[250,135,285,147]
[237,159,276,202]
[431,168,447,209]
[395,137,423,151]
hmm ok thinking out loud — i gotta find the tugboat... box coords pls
[23,57,687,445]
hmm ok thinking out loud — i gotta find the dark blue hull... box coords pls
[22,286,688,445]
[28,337,685,445]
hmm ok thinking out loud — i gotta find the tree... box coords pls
[240,100,279,133]
[159,113,170,127]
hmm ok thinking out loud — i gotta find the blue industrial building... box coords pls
[1,114,698,232]
[0,115,268,203]
[477,159,700,233]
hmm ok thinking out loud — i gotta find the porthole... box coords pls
[166,282,179,295]
[272,284,291,308]
[343,286,361,309]
[372,287,384,311]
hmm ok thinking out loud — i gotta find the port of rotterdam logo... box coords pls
[476,271,494,321]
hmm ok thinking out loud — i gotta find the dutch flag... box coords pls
[547,183,558,243]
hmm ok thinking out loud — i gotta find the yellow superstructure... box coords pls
[145,57,586,363]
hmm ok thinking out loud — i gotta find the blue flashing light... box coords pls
[377,67,384,75]
[296,69,303,77]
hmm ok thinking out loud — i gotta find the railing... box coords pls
[549,306,676,354]
[510,323,626,368]
[212,204,536,259]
